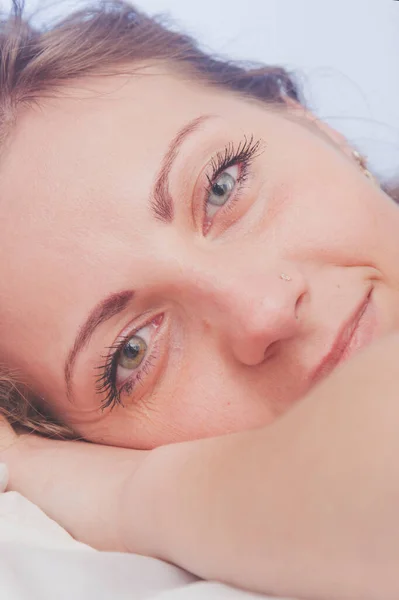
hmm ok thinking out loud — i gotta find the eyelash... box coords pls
[203,134,262,229]
[95,134,263,411]
[95,327,160,411]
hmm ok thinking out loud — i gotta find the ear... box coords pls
[282,96,355,160]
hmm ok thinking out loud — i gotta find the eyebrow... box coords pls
[151,113,214,223]
[64,114,213,395]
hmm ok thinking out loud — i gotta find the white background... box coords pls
[2,0,398,181]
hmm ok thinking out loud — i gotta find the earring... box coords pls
[280,273,292,281]
[352,150,378,184]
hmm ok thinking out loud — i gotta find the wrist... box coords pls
[2,432,144,550]
[2,433,54,495]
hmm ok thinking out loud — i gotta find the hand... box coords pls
[0,428,151,551]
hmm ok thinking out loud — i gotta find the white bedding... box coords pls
[0,489,296,600]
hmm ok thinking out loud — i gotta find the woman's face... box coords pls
[1,66,399,449]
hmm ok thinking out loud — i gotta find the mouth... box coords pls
[309,287,376,385]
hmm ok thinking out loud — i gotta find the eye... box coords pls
[117,335,147,370]
[206,165,239,220]
[114,322,154,385]
[197,135,263,235]
[96,317,164,411]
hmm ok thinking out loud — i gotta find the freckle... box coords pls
[203,320,212,333]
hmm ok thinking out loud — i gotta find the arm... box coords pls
[1,431,149,551]
[3,333,399,598]
[126,332,399,598]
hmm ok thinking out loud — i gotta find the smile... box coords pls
[309,288,376,385]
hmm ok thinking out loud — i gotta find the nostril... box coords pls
[263,340,279,361]
[294,291,306,321]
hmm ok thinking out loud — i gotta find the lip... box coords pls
[309,288,376,385]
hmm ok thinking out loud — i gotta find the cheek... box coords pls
[154,379,274,443]
[146,348,274,444]
[73,370,275,449]
[268,176,390,266]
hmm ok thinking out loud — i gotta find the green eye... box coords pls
[118,336,147,370]
[208,171,236,207]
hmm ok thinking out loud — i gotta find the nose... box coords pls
[204,269,306,367]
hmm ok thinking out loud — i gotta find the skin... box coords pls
[0,64,399,450]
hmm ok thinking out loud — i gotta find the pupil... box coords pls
[212,182,227,196]
[124,340,140,359]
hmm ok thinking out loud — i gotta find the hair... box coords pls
[0,0,397,439]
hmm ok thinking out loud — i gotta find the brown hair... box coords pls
[0,0,303,148]
[0,0,396,439]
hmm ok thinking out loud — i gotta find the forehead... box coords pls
[0,69,210,262]
[1,68,210,214]
[0,69,251,323]
[0,66,291,269]
[0,66,274,233]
